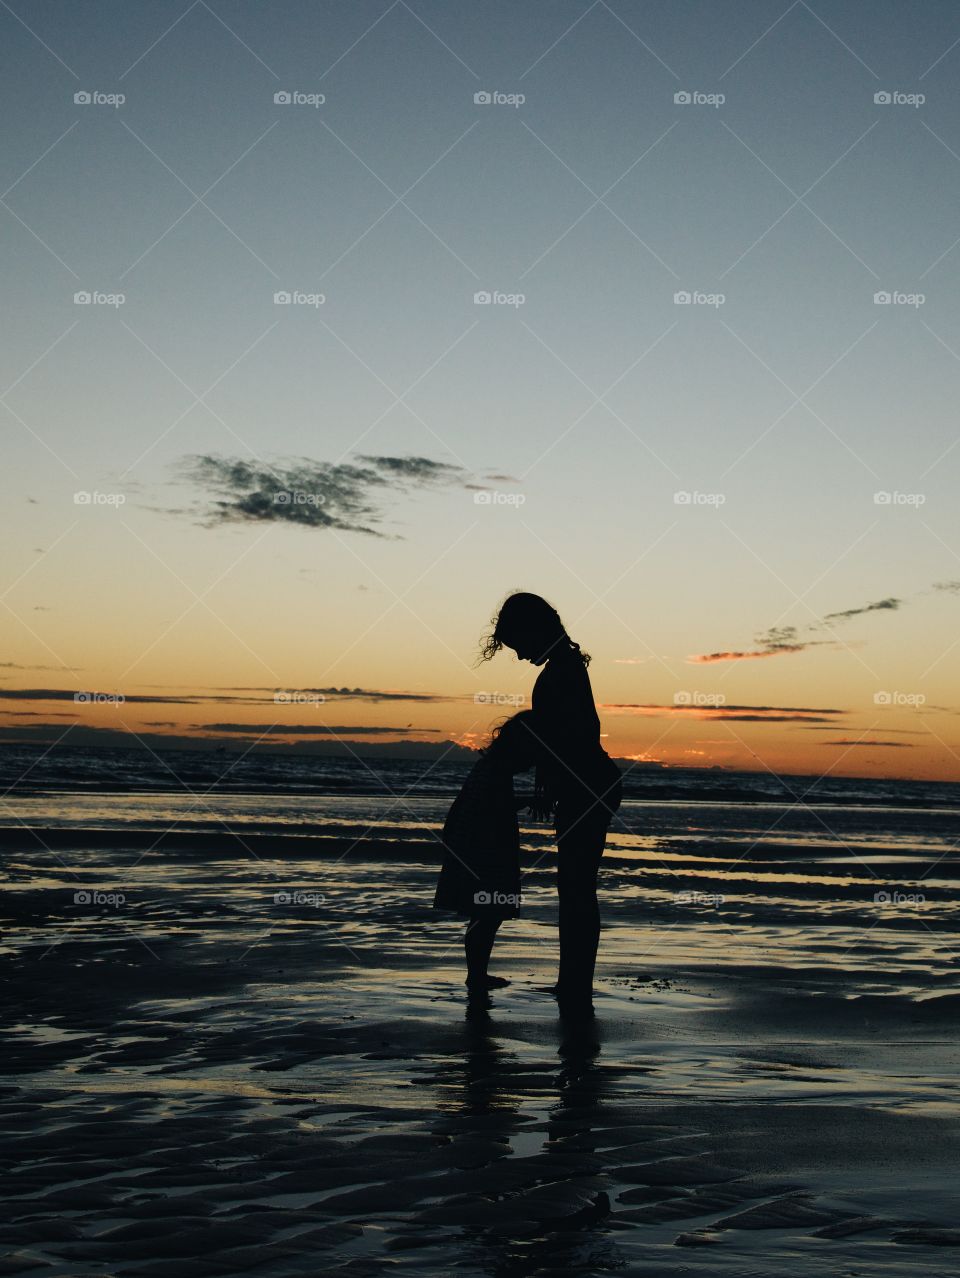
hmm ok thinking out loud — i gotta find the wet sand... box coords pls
[3,834,960,1277]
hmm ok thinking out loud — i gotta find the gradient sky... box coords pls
[2,0,960,779]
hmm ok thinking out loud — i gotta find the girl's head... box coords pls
[479,591,589,666]
[485,710,539,773]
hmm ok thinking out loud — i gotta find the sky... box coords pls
[2,0,960,779]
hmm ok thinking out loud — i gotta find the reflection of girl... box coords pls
[480,592,622,1009]
[433,713,538,993]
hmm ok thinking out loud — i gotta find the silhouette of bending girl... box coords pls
[480,592,622,1009]
[433,712,538,992]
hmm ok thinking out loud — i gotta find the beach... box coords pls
[3,751,960,1276]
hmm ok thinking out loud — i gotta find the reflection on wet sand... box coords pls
[4,825,960,1275]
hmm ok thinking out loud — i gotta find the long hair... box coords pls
[483,709,538,764]
[478,591,590,665]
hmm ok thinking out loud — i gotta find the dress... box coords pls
[433,753,523,918]
[531,643,622,824]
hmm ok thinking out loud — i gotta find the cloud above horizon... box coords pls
[174,453,506,536]
[602,703,845,723]
[0,662,82,673]
[690,582,957,664]
[0,723,473,756]
[688,625,831,664]
[820,597,901,624]
[796,725,926,734]
[199,723,440,735]
[0,685,452,706]
[213,685,452,703]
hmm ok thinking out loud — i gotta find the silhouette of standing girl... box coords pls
[480,592,622,1009]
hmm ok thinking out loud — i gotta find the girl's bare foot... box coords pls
[466,974,511,990]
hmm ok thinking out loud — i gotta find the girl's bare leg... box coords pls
[554,781,622,1008]
[464,913,507,988]
[556,826,605,1002]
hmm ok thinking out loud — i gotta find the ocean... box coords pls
[3,742,958,997]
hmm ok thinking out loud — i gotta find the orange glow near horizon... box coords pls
[0,666,954,782]
[2,500,957,784]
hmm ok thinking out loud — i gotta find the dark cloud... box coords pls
[754,625,831,654]
[711,714,839,722]
[759,626,802,649]
[0,710,74,717]
[0,686,452,707]
[355,455,462,483]
[0,662,81,672]
[821,597,901,624]
[0,688,200,704]
[199,723,440,735]
[689,584,941,664]
[176,453,474,536]
[797,726,925,734]
[690,625,838,663]
[0,722,473,759]
[603,703,844,723]
[821,739,914,747]
[212,686,452,703]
